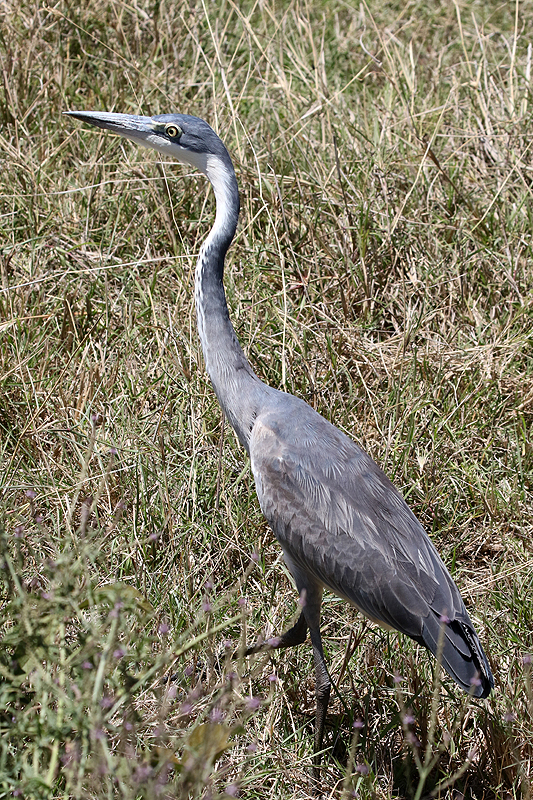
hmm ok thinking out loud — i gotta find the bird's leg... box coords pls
[296,587,331,783]
[245,547,331,782]
[245,610,308,655]
[244,594,330,780]
[309,625,331,779]
[276,554,332,779]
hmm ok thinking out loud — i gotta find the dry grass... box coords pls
[1,0,533,797]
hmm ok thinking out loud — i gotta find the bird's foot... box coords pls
[244,610,308,656]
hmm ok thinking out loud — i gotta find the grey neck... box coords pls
[193,149,270,451]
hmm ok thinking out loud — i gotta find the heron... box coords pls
[66,110,494,773]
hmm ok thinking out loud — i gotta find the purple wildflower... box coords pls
[134,763,153,782]
[108,601,124,619]
[246,696,261,711]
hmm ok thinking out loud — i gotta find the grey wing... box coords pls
[250,399,493,696]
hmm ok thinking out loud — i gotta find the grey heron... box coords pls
[66,110,494,772]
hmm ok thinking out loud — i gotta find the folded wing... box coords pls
[250,395,493,697]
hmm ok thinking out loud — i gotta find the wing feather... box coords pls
[250,396,483,662]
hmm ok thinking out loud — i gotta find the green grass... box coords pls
[1,0,533,796]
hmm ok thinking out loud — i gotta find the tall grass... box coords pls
[0,0,532,796]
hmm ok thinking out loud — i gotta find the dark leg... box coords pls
[245,550,332,784]
[303,595,331,782]
[245,610,308,655]
[244,600,330,780]
[278,553,332,781]
[309,627,331,780]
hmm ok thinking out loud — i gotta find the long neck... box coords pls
[194,150,268,451]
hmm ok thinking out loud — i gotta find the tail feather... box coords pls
[420,612,493,699]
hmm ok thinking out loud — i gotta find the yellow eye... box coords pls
[165,124,182,139]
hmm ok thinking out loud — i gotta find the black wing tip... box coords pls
[473,673,494,699]
[469,657,494,699]
[420,615,494,698]
[457,619,494,699]
[436,648,494,699]
[440,649,494,699]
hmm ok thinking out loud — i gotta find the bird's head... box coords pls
[65,111,231,179]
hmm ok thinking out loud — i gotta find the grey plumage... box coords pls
[66,109,493,773]
[251,395,491,693]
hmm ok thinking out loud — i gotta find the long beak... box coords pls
[64,110,156,147]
